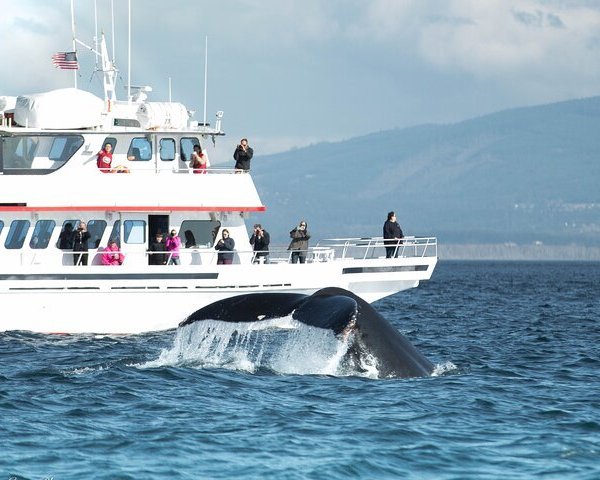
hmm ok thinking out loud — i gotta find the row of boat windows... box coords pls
[0,134,203,171]
[0,219,221,250]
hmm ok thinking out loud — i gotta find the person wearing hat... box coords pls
[148,231,168,265]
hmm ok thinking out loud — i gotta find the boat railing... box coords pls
[314,236,438,260]
[16,236,437,267]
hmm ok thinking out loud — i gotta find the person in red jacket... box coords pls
[97,143,113,173]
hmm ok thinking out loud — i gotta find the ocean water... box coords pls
[1,261,599,479]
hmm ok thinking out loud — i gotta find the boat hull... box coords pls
[0,256,437,334]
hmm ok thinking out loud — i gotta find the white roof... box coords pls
[14,88,104,129]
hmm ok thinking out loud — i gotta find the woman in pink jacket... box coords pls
[102,240,125,266]
[165,229,182,265]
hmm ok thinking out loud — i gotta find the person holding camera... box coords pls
[250,223,270,264]
[72,221,91,266]
[215,229,235,265]
[166,229,182,265]
[233,138,254,172]
[288,220,310,264]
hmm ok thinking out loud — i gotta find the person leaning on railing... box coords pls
[288,220,310,264]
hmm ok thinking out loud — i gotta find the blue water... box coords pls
[1,261,599,479]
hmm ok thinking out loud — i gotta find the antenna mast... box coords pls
[203,36,208,126]
[70,0,77,88]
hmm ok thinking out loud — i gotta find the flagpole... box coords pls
[128,0,131,102]
[70,0,77,88]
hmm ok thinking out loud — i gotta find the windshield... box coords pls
[1,134,83,173]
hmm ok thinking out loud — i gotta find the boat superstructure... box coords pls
[0,11,437,334]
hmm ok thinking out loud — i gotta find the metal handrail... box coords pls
[11,236,437,267]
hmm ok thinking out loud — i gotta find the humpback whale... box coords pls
[180,287,434,378]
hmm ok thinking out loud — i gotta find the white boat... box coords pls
[0,12,437,334]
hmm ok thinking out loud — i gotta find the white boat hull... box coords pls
[1,256,437,334]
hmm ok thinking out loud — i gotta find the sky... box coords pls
[1,0,600,164]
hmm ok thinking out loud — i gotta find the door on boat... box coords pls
[148,214,169,264]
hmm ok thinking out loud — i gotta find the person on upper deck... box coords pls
[101,240,125,266]
[233,138,253,172]
[383,211,404,258]
[288,220,310,264]
[166,229,182,265]
[72,221,91,266]
[97,143,113,173]
[250,224,270,264]
[215,229,235,265]
[149,232,168,265]
[190,145,207,174]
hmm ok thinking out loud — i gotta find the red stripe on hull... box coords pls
[0,205,267,212]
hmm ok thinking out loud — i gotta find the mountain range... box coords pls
[248,96,600,254]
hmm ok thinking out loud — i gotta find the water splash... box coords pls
[141,316,380,378]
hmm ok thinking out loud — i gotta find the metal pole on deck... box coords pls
[70,0,77,89]
[203,36,208,126]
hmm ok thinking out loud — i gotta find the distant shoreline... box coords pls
[439,244,600,261]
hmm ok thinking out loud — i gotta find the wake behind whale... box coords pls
[145,288,438,378]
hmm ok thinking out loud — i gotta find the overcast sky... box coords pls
[2,0,600,163]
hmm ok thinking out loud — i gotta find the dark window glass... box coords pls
[114,118,140,127]
[160,138,176,161]
[109,221,120,245]
[56,220,78,249]
[101,137,117,152]
[5,220,30,249]
[30,219,56,249]
[87,220,107,249]
[180,137,200,162]
[127,138,152,161]
[180,220,221,248]
[1,135,83,171]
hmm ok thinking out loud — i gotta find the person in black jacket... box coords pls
[148,232,168,265]
[72,221,91,266]
[383,211,404,258]
[233,138,254,172]
[250,224,270,264]
[215,229,235,264]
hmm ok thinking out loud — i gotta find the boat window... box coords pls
[109,221,120,244]
[5,220,30,249]
[87,220,107,249]
[124,220,146,244]
[180,220,221,248]
[160,138,175,161]
[30,220,56,249]
[114,118,141,127]
[56,220,78,248]
[180,137,200,162]
[127,137,152,161]
[1,134,83,173]
[0,220,4,236]
[102,137,117,152]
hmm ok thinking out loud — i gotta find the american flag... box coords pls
[51,51,79,70]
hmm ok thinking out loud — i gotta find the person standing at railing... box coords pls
[72,221,91,266]
[189,145,207,174]
[215,229,235,265]
[166,229,182,265]
[148,232,168,265]
[383,211,404,258]
[250,224,270,264]
[233,138,253,172]
[288,220,310,264]
[96,142,113,173]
